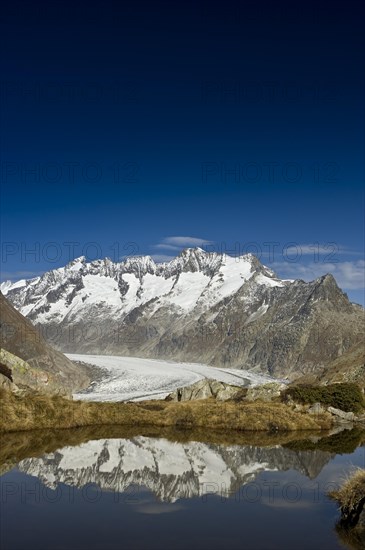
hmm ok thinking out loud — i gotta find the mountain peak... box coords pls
[2,248,363,378]
[311,272,351,310]
[181,246,205,253]
[65,256,87,270]
[0,280,13,293]
[165,246,221,275]
[178,246,210,259]
[121,255,157,276]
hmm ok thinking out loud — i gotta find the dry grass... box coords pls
[0,388,333,434]
[157,399,333,431]
[330,469,365,550]
[329,469,365,525]
[0,388,155,432]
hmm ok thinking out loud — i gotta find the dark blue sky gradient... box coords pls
[1,1,364,303]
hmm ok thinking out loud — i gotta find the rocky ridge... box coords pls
[2,248,364,379]
[0,292,90,394]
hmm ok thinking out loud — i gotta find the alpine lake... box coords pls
[1,425,364,550]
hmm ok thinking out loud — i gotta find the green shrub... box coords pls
[282,383,365,413]
[284,427,365,454]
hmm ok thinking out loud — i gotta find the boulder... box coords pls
[327,406,355,422]
[216,385,245,401]
[0,372,13,390]
[308,402,325,415]
[167,379,243,402]
[245,382,285,402]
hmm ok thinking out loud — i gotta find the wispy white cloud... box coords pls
[0,270,43,282]
[258,243,363,261]
[163,236,213,247]
[152,235,214,253]
[271,260,365,290]
[262,498,314,510]
[284,243,362,256]
[134,503,186,515]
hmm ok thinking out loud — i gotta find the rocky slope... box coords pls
[0,292,90,394]
[294,341,365,386]
[17,436,332,502]
[2,248,364,379]
[322,343,365,384]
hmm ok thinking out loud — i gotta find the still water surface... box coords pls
[1,427,364,550]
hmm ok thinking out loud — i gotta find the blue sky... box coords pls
[1,0,364,304]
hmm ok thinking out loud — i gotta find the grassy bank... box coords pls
[329,469,365,550]
[330,469,365,526]
[0,388,332,434]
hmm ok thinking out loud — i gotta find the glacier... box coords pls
[69,354,278,402]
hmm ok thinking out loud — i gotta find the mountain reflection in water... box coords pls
[17,435,334,502]
[2,426,363,502]
[1,427,364,550]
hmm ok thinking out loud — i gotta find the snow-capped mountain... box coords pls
[1,248,281,319]
[18,436,332,502]
[2,248,364,378]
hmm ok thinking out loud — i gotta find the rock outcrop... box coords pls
[0,292,90,394]
[166,379,287,403]
[166,379,244,401]
[327,407,355,422]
